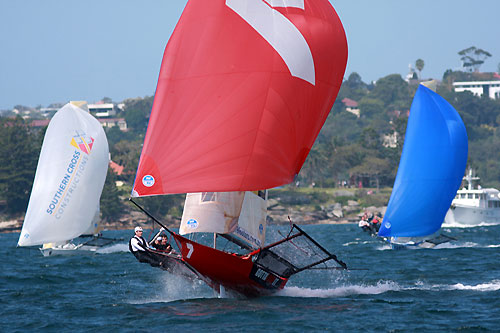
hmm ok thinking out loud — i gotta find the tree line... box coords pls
[2,68,500,221]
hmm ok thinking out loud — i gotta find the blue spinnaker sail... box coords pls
[378,85,468,237]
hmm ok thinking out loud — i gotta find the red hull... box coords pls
[172,233,287,297]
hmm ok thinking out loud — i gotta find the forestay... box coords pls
[18,103,109,246]
[378,85,468,238]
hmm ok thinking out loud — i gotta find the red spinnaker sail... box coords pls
[132,0,347,196]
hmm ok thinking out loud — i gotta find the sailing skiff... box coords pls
[130,0,349,297]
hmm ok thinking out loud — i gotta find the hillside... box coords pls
[1,70,500,226]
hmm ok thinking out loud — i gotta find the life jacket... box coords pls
[129,235,148,252]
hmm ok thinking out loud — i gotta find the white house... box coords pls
[88,103,116,117]
[98,118,127,131]
[453,81,500,99]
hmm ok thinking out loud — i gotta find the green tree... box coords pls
[415,59,425,79]
[337,73,369,102]
[123,96,154,133]
[370,74,410,107]
[350,156,391,190]
[458,46,492,72]
[133,195,184,220]
[0,117,41,214]
[358,127,380,150]
[110,140,142,182]
[358,98,384,118]
[105,126,134,147]
[299,141,333,186]
[100,168,125,222]
[345,72,365,90]
[392,115,408,153]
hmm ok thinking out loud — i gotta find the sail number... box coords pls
[226,0,315,85]
[254,268,281,287]
[186,243,194,258]
[255,268,269,280]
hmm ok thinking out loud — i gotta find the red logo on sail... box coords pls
[70,131,94,155]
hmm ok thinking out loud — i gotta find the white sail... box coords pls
[234,191,267,248]
[180,191,267,248]
[18,103,109,246]
[82,205,101,236]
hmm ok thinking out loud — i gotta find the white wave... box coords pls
[442,221,500,228]
[397,280,500,292]
[96,243,129,254]
[434,242,500,249]
[342,240,374,246]
[432,241,478,249]
[277,281,400,298]
[376,244,392,251]
[446,280,500,292]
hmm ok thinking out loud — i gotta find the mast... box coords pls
[464,168,480,190]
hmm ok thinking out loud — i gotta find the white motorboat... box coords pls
[446,169,500,226]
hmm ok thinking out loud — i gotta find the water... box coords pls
[2,224,500,332]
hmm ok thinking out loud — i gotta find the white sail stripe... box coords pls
[263,0,304,9]
[226,0,315,85]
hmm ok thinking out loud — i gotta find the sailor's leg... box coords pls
[133,251,161,267]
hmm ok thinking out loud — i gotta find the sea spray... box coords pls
[277,281,400,298]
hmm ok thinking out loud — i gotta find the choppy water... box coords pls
[1,224,500,332]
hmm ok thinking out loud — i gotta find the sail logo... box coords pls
[226,0,315,85]
[384,221,391,229]
[142,175,155,187]
[70,130,94,155]
[235,226,262,247]
[186,219,199,230]
[46,150,89,219]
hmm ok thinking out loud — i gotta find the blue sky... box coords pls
[1,0,499,109]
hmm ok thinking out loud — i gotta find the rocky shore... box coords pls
[1,200,386,234]
[2,188,389,234]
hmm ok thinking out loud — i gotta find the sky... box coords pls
[1,0,499,109]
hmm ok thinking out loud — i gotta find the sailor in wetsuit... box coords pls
[129,226,160,266]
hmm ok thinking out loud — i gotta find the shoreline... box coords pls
[0,211,357,234]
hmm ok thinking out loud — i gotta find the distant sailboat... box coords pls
[378,85,468,249]
[129,0,349,297]
[18,103,119,256]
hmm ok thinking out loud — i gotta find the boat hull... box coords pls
[388,234,455,250]
[389,240,436,250]
[39,244,99,257]
[173,234,287,297]
[448,205,500,226]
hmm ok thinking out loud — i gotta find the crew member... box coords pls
[129,226,159,266]
[153,236,166,251]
